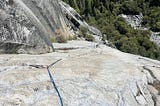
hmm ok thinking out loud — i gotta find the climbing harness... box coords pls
[29,59,63,106]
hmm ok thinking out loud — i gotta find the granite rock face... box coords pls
[151,32,160,47]
[0,40,159,106]
[0,0,70,54]
[0,0,103,54]
[59,1,102,42]
[119,14,143,29]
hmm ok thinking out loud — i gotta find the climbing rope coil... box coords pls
[29,59,64,106]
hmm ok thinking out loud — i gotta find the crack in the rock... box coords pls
[143,66,157,79]
[150,81,160,95]
[151,93,157,106]
[117,91,126,106]
[147,86,158,106]
[130,81,146,105]
[143,66,160,94]
[136,82,147,101]
[142,66,160,106]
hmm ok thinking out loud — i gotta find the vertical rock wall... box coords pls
[0,0,70,54]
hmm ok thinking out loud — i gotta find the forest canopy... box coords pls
[63,0,160,60]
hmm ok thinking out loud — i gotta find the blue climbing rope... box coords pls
[47,59,64,106]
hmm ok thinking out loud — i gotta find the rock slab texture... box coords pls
[0,0,70,54]
[0,40,159,106]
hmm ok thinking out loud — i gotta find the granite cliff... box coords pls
[0,0,102,54]
[0,0,160,106]
[0,0,71,54]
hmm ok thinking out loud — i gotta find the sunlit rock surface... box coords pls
[0,40,159,106]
